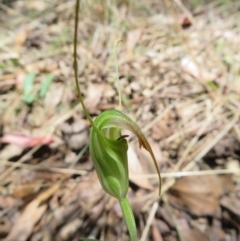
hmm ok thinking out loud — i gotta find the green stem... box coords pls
[114,40,122,111]
[73,0,104,139]
[119,197,137,241]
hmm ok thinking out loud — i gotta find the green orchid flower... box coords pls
[90,109,161,200]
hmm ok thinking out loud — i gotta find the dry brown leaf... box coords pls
[77,173,103,202]
[181,57,218,81]
[157,207,174,228]
[28,1,46,10]
[126,28,143,56]
[14,31,27,47]
[27,106,45,127]
[177,219,210,241]
[152,219,164,241]
[0,144,23,160]
[232,79,240,94]
[5,184,60,241]
[222,31,239,43]
[0,196,18,208]
[0,217,11,239]
[60,122,73,134]
[48,203,81,232]
[58,218,82,241]
[11,184,41,199]
[68,131,88,150]
[148,141,163,165]
[153,219,170,235]
[222,210,240,230]
[218,174,234,193]
[35,59,58,73]
[220,195,240,217]
[72,120,88,133]
[169,175,224,216]
[44,84,64,110]
[85,83,104,113]
[128,146,153,190]
[5,203,46,241]
[152,120,171,140]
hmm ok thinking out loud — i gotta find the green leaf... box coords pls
[39,74,54,98]
[22,92,36,104]
[22,73,36,104]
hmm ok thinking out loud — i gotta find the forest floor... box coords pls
[0,0,240,241]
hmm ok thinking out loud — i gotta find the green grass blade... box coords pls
[39,74,54,98]
[22,72,36,104]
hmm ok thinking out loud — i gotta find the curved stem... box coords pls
[73,0,104,139]
[119,197,137,241]
[114,40,122,111]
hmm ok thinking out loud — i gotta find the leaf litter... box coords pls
[1,0,240,240]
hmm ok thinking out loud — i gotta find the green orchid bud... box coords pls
[89,110,129,199]
[89,109,161,200]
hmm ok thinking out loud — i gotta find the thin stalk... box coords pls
[115,40,122,111]
[73,0,104,139]
[119,197,137,241]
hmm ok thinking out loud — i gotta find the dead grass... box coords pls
[0,0,240,240]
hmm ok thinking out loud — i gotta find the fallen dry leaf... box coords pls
[0,217,11,239]
[68,131,88,150]
[85,83,104,113]
[0,195,18,208]
[27,106,45,127]
[48,203,81,232]
[222,209,240,230]
[5,184,60,241]
[126,28,143,56]
[0,144,23,160]
[177,219,210,241]
[10,184,41,199]
[44,84,64,111]
[152,219,164,241]
[151,120,171,140]
[153,219,170,236]
[14,31,27,47]
[157,207,174,228]
[219,30,239,43]
[147,140,163,165]
[218,174,234,193]
[181,56,218,81]
[220,195,240,217]
[128,145,153,190]
[28,1,46,10]
[58,218,82,241]
[169,175,224,216]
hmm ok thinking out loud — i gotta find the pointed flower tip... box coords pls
[137,135,162,196]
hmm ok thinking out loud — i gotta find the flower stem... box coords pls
[119,197,137,241]
[73,0,104,139]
